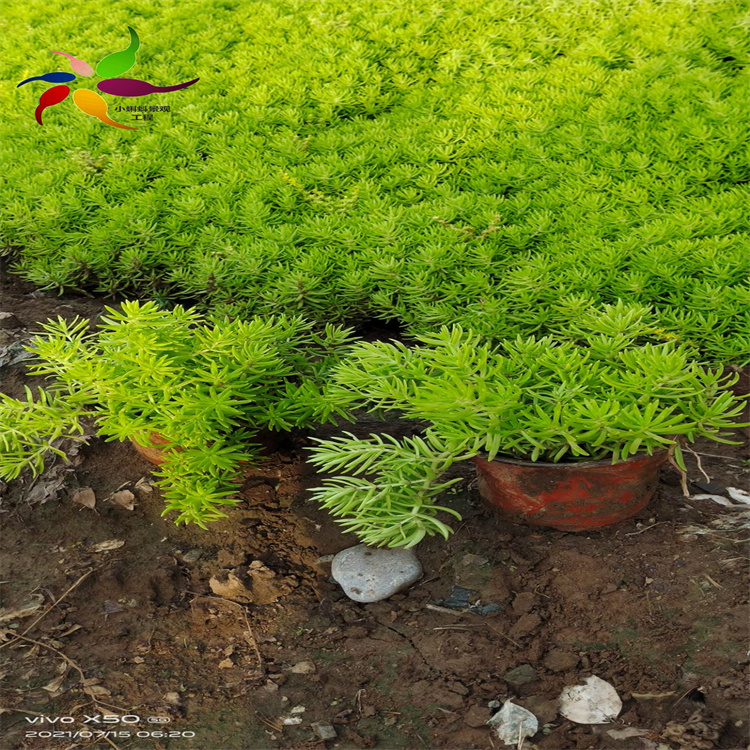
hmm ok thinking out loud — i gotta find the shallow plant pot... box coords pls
[472,451,668,531]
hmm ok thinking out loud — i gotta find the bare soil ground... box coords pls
[1,274,749,750]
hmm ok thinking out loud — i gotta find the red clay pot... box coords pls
[131,433,173,464]
[130,430,285,470]
[473,451,668,531]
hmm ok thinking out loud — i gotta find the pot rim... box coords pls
[474,449,670,470]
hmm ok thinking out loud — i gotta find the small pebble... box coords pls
[182,549,203,563]
[331,544,422,603]
[312,722,337,740]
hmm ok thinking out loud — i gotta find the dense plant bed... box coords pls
[2,0,748,360]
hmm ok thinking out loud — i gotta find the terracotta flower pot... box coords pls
[472,451,669,532]
[130,430,286,476]
[131,433,173,464]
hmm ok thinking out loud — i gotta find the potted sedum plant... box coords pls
[308,304,746,547]
[0,301,353,526]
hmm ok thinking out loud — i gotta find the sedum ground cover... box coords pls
[2,0,748,361]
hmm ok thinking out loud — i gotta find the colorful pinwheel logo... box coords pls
[17,27,199,131]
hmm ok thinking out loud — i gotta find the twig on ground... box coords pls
[22,565,104,638]
[1,631,87,684]
[424,604,460,615]
[691,451,742,461]
[482,621,522,649]
[100,735,124,750]
[0,565,104,652]
[625,522,666,536]
[432,625,478,631]
[255,712,282,732]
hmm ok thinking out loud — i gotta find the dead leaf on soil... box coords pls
[134,477,154,495]
[0,593,44,623]
[25,476,67,505]
[727,487,750,505]
[559,675,622,724]
[691,493,739,508]
[73,488,96,509]
[488,701,539,746]
[92,539,125,552]
[218,658,234,669]
[83,684,111,698]
[42,673,68,694]
[109,490,136,510]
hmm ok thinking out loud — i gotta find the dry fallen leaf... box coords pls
[0,593,44,623]
[92,539,125,553]
[110,490,136,510]
[218,658,234,669]
[135,477,154,495]
[559,675,622,724]
[83,684,111,698]
[727,487,750,505]
[42,673,67,693]
[73,488,96,509]
[133,656,146,664]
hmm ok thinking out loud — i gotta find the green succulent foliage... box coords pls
[309,304,747,547]
[1,301,355,526]
[2,0,748,361]
[0,387,88,480]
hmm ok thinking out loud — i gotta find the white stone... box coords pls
[331,544,422,603]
